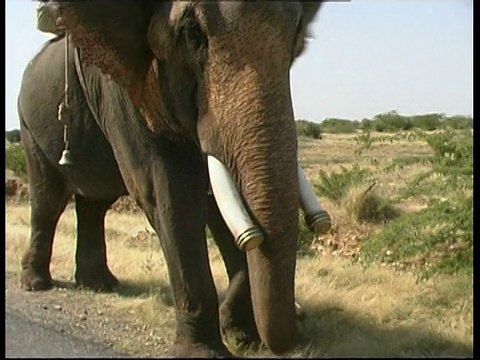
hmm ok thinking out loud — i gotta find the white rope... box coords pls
[64,31,69,108]
[58,32,70,150]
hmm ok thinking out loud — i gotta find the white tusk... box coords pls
[298,164,331,236]
[207,156,264,251]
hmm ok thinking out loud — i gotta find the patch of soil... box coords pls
[110,196,143,215]
[5,272,172,357]
[5,172,29,203]
[309,222,375,260]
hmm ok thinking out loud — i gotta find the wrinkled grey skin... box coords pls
[17,1,322,357]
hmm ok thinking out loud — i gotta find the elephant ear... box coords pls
[301,1,323,32]
[294,1,324,57]
[55,1,154,90]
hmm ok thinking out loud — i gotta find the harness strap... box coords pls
[74,47,103,126]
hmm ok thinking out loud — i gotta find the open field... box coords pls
[297,132,434,241]
[5,131,473,357]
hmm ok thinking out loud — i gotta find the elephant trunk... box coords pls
[204,96,299,353]
[239,137,299,355]
[198,42,300,349]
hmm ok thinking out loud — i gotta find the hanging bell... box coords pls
[58,149,73,166]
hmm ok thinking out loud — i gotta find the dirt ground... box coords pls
[5,271,174,357]
[5,201,472,358]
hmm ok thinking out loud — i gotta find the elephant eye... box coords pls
[184,19,208,52]
[176,13,208,64]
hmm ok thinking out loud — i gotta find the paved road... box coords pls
[5,310,127,358]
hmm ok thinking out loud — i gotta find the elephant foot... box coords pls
[171,341,235,358]
[219,301,260,348]
[75,268,119,292]
[20,268,52,291]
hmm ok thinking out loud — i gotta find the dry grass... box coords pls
[298,132,433,228]
[5,202,472,358]
[5,132,472,357]
[340,185,401,224]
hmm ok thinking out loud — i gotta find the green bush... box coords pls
[296,119,323,139]
[297,214,317,257]
[302,112,472,135]
[372,111,413,132]
[359,195,472,279]
[6,143,27,177]
[360,129,473,279]
[441,115,473,130]
[410,114,443,131]
[5,129,21,143]
[391,129,473,199]
[321,118,359,134]
[360,118,374,130]
[314,164,373,203]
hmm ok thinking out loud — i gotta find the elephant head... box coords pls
[55,1,322,354]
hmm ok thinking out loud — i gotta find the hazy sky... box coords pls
[5,0,473,130]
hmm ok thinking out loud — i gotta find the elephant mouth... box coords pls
[207,154,327,251]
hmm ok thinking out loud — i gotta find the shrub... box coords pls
[441,115,473,130]
[372,111,413,132]
[360,118,374,130]
[410,114,443,131]
[390,129,473,199]
[5,143,27,178]
[314,164,374,203]
[359,195,472,279]
[321,118,359,134]
[296,119,323,139]
[5,129,21,143]
[297,214,317,257]
[341,185,401,224]
[354,128,375,155]
[360,129,473,279]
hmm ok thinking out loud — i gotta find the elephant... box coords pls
[17,1,324,357]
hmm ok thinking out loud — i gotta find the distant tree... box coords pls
[442,115,473,130]
[373,120,386,132]
[5,129,21,143]
[321,118,359,133]
[296,119,323,139]
[360,118,374,130]
[410,113,444,131]
[372,111,412,132]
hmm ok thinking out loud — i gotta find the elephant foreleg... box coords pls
[74,194,119,291]
[128,145,232,357]
[207,195,260,346]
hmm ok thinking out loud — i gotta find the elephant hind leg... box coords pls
[74,194,119,291]
[20,129,73,291]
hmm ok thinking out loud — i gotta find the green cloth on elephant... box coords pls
[36,3,64,35]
